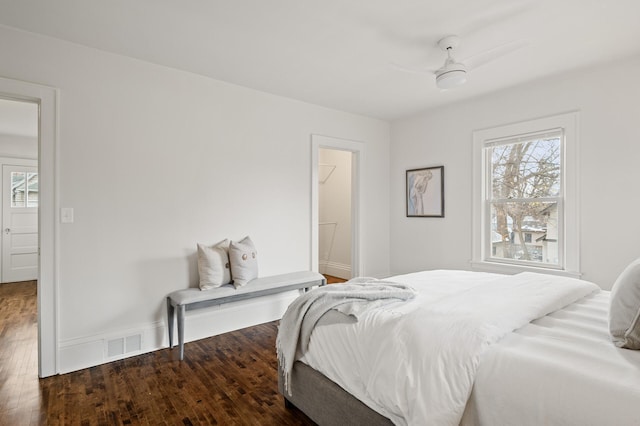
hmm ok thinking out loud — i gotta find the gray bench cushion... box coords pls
[168,271,324,306]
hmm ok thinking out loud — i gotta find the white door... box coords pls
[2,165,38,283]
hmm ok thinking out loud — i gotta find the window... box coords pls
[11,171,38,208]
[489,130,561,266]
[472,113,580,277]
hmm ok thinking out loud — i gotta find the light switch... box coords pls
[61,207,74,223]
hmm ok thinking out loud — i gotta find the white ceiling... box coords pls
[1,0,640,121]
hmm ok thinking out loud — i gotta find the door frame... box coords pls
[311,134,364,277]
[0,77,58,377]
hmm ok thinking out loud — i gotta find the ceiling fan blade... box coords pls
[389,61,437,75]
[463,39,529,70]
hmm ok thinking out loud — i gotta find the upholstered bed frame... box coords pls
[278,360,392,425]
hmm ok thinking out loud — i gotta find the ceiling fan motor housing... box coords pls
[434,35,467,89]
[435,62,467,89]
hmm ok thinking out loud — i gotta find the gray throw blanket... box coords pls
[276,278,417,396]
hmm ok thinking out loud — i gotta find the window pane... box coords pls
[11,172,26,207]
[490,136,561,199]
[26,172,38,207]
[490,201,559,266]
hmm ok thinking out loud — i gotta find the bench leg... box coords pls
[177,304,186,360]
[166,297,174,349]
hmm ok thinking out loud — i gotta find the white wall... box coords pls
[318,148,352,279]
[390,55,640,290]
[0,26,390,372]
[0,134,37,159]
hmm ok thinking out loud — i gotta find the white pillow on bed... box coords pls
[609,257,640,349]
[197,240,232,290]
[229,236,258,288]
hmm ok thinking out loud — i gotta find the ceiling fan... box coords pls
[433,35,468,89]
[393,35,528,90]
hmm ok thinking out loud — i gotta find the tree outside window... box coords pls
[488,133,561,266]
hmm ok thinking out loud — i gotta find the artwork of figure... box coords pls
[406,166,444,217]
[409,169,432,215]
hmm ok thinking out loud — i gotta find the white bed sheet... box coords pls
[300,270,611,425]
[461,289,640,426]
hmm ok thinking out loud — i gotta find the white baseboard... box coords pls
[58,290,300,374]
[319,260,351,280]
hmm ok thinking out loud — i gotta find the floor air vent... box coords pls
[106,334,142,357]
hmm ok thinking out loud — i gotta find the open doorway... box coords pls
[318,148,352,279]
[0,99,39,283]
[0,77,57,378]
[0,98,39,384]
[311,134,364,279]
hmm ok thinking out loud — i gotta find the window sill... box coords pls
[470,260,582,279]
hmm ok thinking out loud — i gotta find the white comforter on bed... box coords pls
[461,290,640,426]
[300,270,598,426]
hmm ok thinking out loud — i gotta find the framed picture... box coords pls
[406,166,444,217]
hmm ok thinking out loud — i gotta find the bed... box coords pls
[277,268,640,426]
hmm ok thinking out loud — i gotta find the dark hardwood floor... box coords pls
[1,280,324,425]
[323,275,347,284]
[0,280,40,424]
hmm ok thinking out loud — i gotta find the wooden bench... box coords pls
[166,270,326,360]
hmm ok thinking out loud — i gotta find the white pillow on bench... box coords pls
[197,239,232,290]
[229,236,258,287]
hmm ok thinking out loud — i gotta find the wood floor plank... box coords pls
[0,281,316,425]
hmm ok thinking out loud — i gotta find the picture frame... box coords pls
[406,166,444,217]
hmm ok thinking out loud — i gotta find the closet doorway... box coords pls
[318,148,352,280]
[311,134,363,279]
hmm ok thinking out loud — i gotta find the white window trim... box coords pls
[472,112,581,278]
